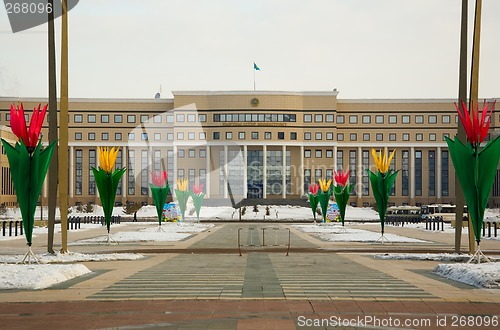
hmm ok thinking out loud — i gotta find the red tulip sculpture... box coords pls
[150,171,170,231]
[190,184,205,222]
[308,183,320,223]
[445,100,500,263]
[333,170,354,227]
[1,104,56,263]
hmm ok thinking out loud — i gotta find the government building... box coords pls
[1,91,499,208]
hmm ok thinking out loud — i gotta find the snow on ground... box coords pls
[0,252,144,264]
[0,264,92,290]
[374,253,500,262]
[434,262,500,288]
[294,224,427,243]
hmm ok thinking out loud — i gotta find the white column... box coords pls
[148,147,152,198]
[437,147,442,199]
[300,145,304,196]
[243,145,248,198]
[122,146,127,200]
[410,147,415,199]
[205,145,211,198]
[223,145,228,198]
[357,147,362,198]
[282,145,286,198]
[69,146,74,198]
[263,145,267,199]
[333,145,338,171]
[173,145,178,190]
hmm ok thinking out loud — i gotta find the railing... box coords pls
[483,220,499,238]
[1,220,23,237]
[425,217,444,231]
[238,226,290,256]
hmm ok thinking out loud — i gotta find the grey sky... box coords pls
[0,0,499,99]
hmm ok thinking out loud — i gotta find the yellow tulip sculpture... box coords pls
[175,178,189,222]
[367,148,398,243]
[91,147,126,243]
[318,178,332,223]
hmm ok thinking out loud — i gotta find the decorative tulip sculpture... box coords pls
[318,179,332,223]
[1,104,56,263]
[445,100,500,263]
[190,184,205,222]
[308,183,320,224]
[150,171,170,231]
[367,148,398,243]
[333,170,353,227]
[91,147,126,243]
[175,178,189,222]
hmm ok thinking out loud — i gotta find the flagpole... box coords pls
[253,62,256,91]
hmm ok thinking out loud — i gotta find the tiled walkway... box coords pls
[1,222,499,329]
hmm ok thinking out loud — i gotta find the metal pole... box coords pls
[59,0,69,253]
[467,0,482,254]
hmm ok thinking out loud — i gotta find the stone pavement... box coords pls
[0,222,500,329]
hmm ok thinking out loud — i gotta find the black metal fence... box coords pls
[1,221,23,237]
[483,220,499,238]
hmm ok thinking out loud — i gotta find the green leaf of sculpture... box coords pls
[150,184,170,225]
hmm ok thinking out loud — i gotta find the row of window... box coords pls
[75,131,208,141]
[214,113,297,122]
[72,113,207,124]
[337,114,457,125]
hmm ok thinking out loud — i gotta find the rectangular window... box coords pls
[429,133,436,141]
[142,133,149,140]
[74,114,83,123]
[166,115,174,123]
[213,132,220,140]
[326,132,333,140]
[75,149,82,195]
[304,132,311,140]
[188,149,195,158]
[389,133,396,141]
[362,115,371,124]
[89,149,96,195]
[442,150,449,196]
[178,149,185,158]
[314,114,323,122]
[290,132,297,140]
[315,149,322,158]
[167,150,174,186]
[198,114,207,122]
[102,132,109,140]
[442,115,450,124]
[304,114,312,123]
[115,149,123,195]
[429,115,437,124]
[167,133,174,141]
[75,132,82,140]
[141,150,148,195]
[363,133,370,141]
[140,115,149,123]
[325,114,334,122]
[416,133,423,141]
[304,169,311,193]
[350,133,357,141]
[402,115,410,124]
[304,149,311,158]
[375,115,384,124]
[153,150,161,172]
[88,132,95,140]
[101,114,109,123]
[154,133,161,141]
[349,150,356,195]
[176,114,185,122]
[362,150,369,196]
[278,132,284,140]
[127,115,136,123]
[349,115,358,124]
[238,132,245,140]
[402,150,409,196]
[265,132,272,140]
[337,115,344,124]
[388,115,397,124]
[403,133,409,141]
[252,132,258,139]
[153,115,162,123]
[226,132,233,140]
[128,150,135,195]
[199,149,206,158]
[415,150,422,196]
[337,150,343,170]
[315,132,322,140]
[188,132,195,140]
[326,149,333,158]
[199,132,206,140]
[428,150,436,196]
[187,114,196,122]
[315,169,322,182]
[416,115,424,124]
[114,114,123,123]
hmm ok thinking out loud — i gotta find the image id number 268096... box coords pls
[5,2,53,14]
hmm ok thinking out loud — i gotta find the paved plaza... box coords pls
[1,222,499,329]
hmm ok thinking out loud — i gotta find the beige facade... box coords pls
[1,91,499,208]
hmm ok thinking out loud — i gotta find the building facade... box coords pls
[1,91,499,208]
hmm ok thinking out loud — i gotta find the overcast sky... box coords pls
[0,0,499,100]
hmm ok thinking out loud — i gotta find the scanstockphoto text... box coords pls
[297,315,499,328]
